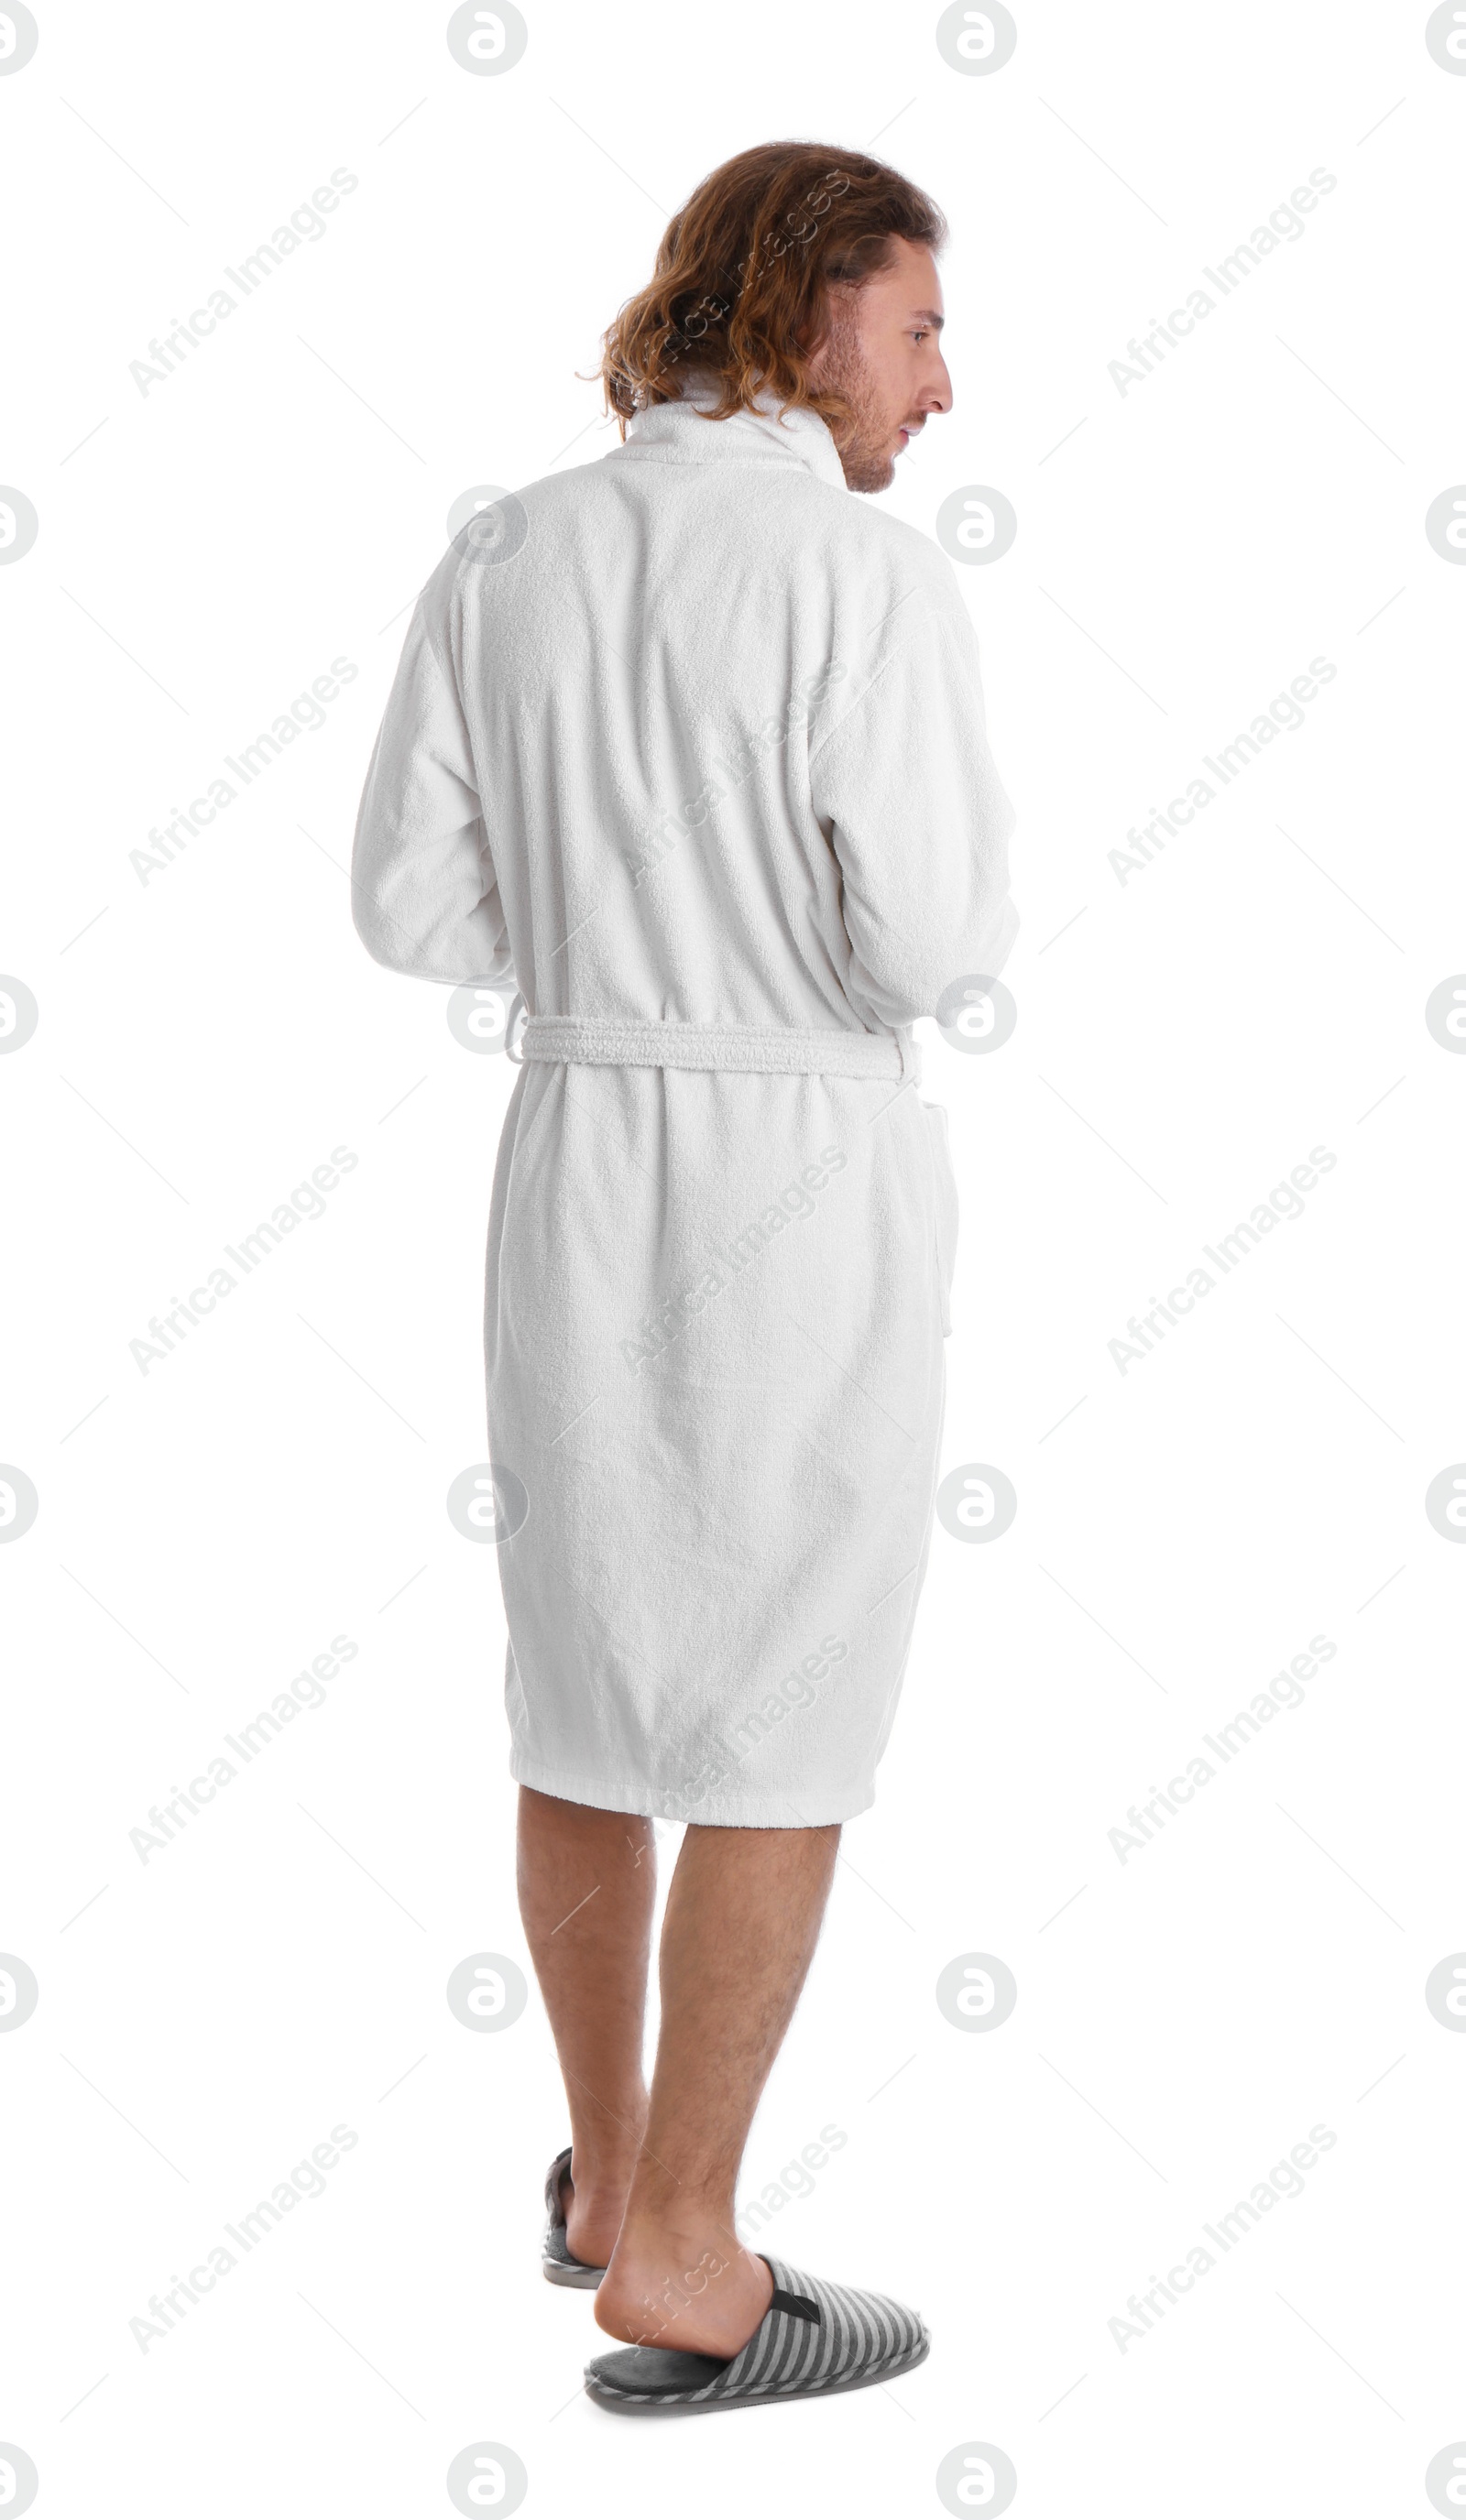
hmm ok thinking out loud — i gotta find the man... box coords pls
[352,139,1016,2413]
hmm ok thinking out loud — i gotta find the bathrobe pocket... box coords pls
[921,1097,960,1337]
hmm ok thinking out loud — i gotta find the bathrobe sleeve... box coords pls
[809,558,1017,1029]
[351,588,514,987]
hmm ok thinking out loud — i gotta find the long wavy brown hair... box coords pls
[596,141,946,440]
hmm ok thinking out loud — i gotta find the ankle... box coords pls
[607,2209,744,2284]
[616,2198,734,2239]
[567,2162,644,2208]
[566,2107,649,2195]
[615,2183,737,2244]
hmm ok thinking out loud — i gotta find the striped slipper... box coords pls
[584,2253,928,2413]
[542,2146,607,2290]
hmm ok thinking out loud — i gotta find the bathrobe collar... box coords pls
[612,372,849,494]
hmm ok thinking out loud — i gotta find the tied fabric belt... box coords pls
[515,1014,920,1084]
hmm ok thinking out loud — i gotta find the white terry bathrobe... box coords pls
[352,376,1016,1827]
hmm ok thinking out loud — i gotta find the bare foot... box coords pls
[594,2224,773,2358]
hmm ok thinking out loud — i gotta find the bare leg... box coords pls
[516,1786,657,2269]
[593,1818,841,2359]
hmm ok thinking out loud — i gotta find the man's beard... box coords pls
[815,317,898,495]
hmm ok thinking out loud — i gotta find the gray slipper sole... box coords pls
[584,2253,928,2413]
[542,2145,607,2290]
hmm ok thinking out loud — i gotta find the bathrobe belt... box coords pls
[514,1013,920,1084]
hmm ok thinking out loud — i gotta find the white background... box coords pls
[4,1,1465,2512]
